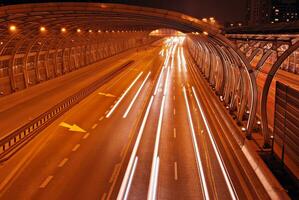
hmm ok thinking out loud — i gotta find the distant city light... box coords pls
[202,18,208,22]
[203,31,208,36]
[61,27,66,32]
[89,29,92,33]
[9,25,16,32]
[40,26,46,32]
[77,28,81,33]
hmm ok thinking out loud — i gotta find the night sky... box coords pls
[1,0,247,23]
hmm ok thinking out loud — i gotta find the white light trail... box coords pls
[117,96,154,200]
[106,72,143,118]
[177,47,182,72]
[148,96,166,200]
[123,72,151,118]
[192,87,238,200]
[123,157,138,200]
[183,86,210,200]
[181,47,187,72]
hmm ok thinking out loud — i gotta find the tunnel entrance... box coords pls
[149,28,185,37]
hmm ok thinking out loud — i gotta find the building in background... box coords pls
[270,0,299,23]
[245,0,299,25]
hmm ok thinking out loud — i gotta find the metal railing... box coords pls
[0,60,134,162]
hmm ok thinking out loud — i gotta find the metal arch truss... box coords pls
[0,2,224,95]
[186,34,258,138]
[226,33,299,147]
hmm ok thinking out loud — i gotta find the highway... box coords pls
[0,37,267,200]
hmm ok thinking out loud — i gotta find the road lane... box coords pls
[0,36,270,200]
[0,43,163,200]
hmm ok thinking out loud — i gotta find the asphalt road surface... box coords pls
[0,37,265,200]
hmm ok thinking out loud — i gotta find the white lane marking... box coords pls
[40,176,53,188]
[82,132,90,139]
[106,72,143,118]
[123,72,151,118]
[192,87,238,200]
[148,96,166,200]
[123,157,138,200]
[174,162,178,180]
[92,123,98,129]
[173,128,177,138]
[173,95,176,101]
[58,158,68,168]
[72,144,80,152]
[173,108,176,115]
[101,193,107,200]
[99,116,104,121]
[117,96,154,200]
[183,86,210,200]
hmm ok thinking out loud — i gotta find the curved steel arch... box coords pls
[260,41,299,147]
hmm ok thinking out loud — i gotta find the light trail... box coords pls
[183,86,210,200]
[106,72,143,118]
[117,96,154,200]
[192,86,238,200]
[147,96,166,200]
[123,157,138,200]
[123,72,151,118]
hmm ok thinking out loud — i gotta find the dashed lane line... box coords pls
[174,162,178,180]
[58,158,68,168]
[82,132,90,139]
[40,176,53,188]
[72,144,80,152]
[92,123,98,129]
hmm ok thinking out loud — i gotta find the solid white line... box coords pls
[123,72,151,118]
[174,162,178,180]
[117,96,154,200]
[72,144,80,152]
[106,72,143,118]
[123,157,138,200]
[82,132,90,139]
[40,176,53,188]
[183,87,210,200]
[148,96,166,200]
[92,123,98,129]
[58,158,68,167]
[192,87,238,200]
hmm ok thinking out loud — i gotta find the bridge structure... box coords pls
[0,2,297,200]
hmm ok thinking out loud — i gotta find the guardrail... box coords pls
[0,60,134,162]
